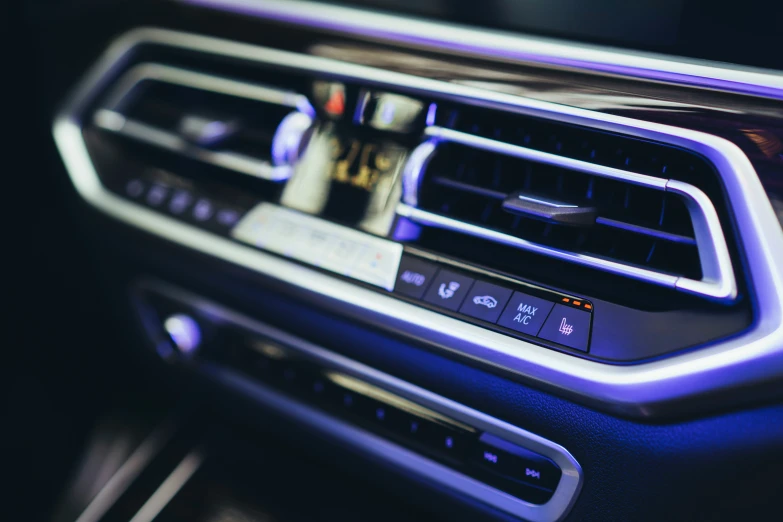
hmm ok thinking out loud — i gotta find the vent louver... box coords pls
[91,64,315,182]
[398,106,737,302]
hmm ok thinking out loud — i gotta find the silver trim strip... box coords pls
[135,279,582,522]
[53,29,783,417]
[423,126,668,189]
[95,110,293,181]
[402,126,737,301]
[95,63,315,182]
[180,0,783,100]
[73,423,176,522]
[128,451,204,522]
[397,203,677,287]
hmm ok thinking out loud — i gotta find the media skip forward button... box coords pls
[497,292,555,336]
[538,304,591,352]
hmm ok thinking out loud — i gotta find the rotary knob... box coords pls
[163,314,202,355]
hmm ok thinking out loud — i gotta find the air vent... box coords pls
[91,64,315,182]
[398,107,737,302]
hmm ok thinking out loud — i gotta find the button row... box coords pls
[204,327,561,504]
[394,255,592,352]
[122,178,246,233]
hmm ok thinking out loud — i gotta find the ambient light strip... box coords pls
[180,0,783,100]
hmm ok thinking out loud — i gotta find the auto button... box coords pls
[394,255,439,299]
[497,292,555,336]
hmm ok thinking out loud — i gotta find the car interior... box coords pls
[7,1,783,521]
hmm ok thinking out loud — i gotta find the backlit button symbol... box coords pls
[445,436,454,449]
[169,190,192,214]
[216,209,240,227]
[125,179,144,198]
[558,317,574,336]
[401,270,426,286]
[193,199,214,221]
[376,408,385,421]
[526,468,541,479]
[438,281,460,299]
[146,185,168,206]
[472,295,498,308]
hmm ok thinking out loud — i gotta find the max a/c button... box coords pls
[538,304,591,352]
[497,292,555,336]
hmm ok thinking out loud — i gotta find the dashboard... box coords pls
[10,1,783,521]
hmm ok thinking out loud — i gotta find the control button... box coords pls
[192,198,215,222]
[168,189,194,215]
[146,184,169,207]
[214,208,243,228]
[394,256,439,299]
[497,292,555,336]
[459,281,513,323]
[163,314,201,355]
[125,179,145,199]
[538,304,591,351]
[419,422,469,460]
[422,270,475,311]
[475,433,562,491]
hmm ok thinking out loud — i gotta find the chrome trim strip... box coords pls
[53,29,783,417]
[94,110,293,181]
[95,63,315,182]
[423,126,669,189]
[128,451,204,522]
[397,202,678,287]
[595,217,696,246]
[135,279,582,522]
[104,63,315,116]
[73,423,176,522]
[516,194,579,209]
[666,180,736,301]
[403,126,737,301]
[180,0,783,100]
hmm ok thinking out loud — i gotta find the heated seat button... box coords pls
[497,292,555,336]
[538,304,591,352]
[394,256,439,299]
[474,433,562,491]
[459,281,513,323]
[422,270,475,311]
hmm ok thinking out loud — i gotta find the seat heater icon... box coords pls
[558,317,574,336]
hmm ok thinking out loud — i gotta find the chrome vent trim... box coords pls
[92,63,315,182]
[401,126,737,302]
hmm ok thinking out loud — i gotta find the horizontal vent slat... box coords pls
[406,123,715,283]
